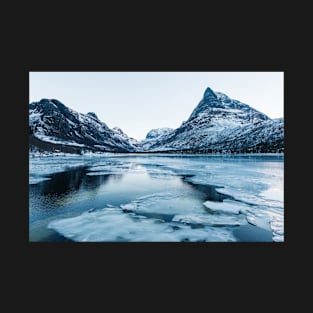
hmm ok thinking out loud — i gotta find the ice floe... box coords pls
[48,207,237,242]
[172,213,246,226]
[203,199,251,214]
[269,215,284,242]
[120,192,204,216]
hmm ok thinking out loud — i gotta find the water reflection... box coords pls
[29,167,117,223]
[30,163,231,219]
[30,167,111,196]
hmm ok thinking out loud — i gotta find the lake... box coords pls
[29,153,284,242]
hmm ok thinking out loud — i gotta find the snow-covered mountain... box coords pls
[143,87,284,153]
[29,99,139,153]
[145,128,174,139]
[112,127,139,147]
[140,128,174,151]
[29,88,284,154]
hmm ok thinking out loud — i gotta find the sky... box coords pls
[29,72,284,141]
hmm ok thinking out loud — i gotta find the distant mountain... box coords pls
[140,128,174,151]
[29,88,284,154]
[112,127,139,147]
[29,99,139,153]
[142,87,284,153]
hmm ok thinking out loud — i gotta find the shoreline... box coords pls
[29,151,284,158]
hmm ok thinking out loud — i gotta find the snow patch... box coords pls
[35,134,85,147]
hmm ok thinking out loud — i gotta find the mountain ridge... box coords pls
[29,98,139,153]
[29,88,284,154]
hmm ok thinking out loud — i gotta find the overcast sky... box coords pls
[29,72,284,140]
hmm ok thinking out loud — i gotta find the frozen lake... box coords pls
[29,153,284,242]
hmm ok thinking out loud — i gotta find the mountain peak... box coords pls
[187,87,220,121]
[203,87,217,99]
[29,98,68,113]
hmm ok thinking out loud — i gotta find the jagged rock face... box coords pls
[188,87,221,120]
[29,99,139,153]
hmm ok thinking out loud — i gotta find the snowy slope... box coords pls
[140,128,174,151]
[112,127,139,147]
[146,128,174,139]
[29,99,139,153]
[144,87,284,153]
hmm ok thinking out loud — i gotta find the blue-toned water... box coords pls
[29,153,284,242]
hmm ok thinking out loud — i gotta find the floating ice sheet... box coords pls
[86,161,145,175]
[48,207,237,242]
[172,213,246,226]
[29,155,90,176]
[120,192,204,215]
[269,215,284,242]
[203,199,251,214]
[245,212,272,231]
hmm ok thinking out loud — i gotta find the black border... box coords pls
[4,4,296,302]
[10,62,291,282]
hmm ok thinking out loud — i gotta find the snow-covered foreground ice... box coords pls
[48,207,236,242]
[29,153,284,242]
